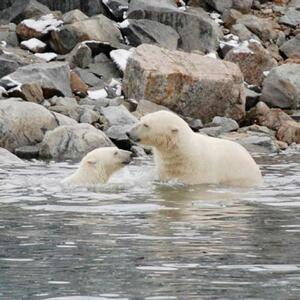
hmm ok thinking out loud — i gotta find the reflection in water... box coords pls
[0,152,299,299]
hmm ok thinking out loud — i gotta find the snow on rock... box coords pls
[109,78,122,96]
[21,38,46,53]
[21,14,63,34]
[204,52,218,59]
[232,41,253,54]
[209,12,224,25]
[1,76,22,92]
[118,19,130,29]
[110,49,134,72]
[88,89,108,100]
[34,52,57,62]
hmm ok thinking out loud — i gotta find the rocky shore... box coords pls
[0,0,299,162]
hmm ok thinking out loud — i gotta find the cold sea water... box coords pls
[0,149,300,300]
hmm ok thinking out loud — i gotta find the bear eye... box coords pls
[113,151,118,156]
[143,123,149,128]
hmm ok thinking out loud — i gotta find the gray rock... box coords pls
[88,62,121,82]
[74,68,106,88]
[0,57,20,78]
[0,24,18,47]
[289,0,300,9]
[67,43,93,69]
[280,34,300,58]
[134,99,170,118]
[231,23,260,42]
[52,111,78,126]
[200,116,239,136]
[279,8,300,27]
[121,19,180,50]
[261,64,300,109]
[0,99,57,152]
[103,0,129,20]
[127,0,221,53]
[123,44,245,123]
[39,123,114,160]
[205,0,253,13]
[101,105,138,127]
[0,147,24,164]
[245,87,260,110]
[1,62,73,99]
[62,9,88,24]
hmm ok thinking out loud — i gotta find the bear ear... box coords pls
[171,126,179,134]
[86,159,97,165]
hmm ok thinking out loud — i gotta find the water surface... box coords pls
[0,150,299,300]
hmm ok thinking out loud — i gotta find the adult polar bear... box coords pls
[127,111,262,186]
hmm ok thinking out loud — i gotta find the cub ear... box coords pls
[171,126,179,134]
[86,159,97,165]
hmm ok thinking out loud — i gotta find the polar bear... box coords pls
[62,147,132,185]
[127,111,263,186]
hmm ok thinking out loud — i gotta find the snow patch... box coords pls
[232,41,253,54]
[21,14,63,34]
[34,52,57,62]
[2,76,22,92]
[118,19,130,29]
[109,78,122,96]
[21,38,46,52]
[204,52,217,59]
[88,89,108,100]
[110,49,133,72]
[209,12,224,25]
[0,41,7,47]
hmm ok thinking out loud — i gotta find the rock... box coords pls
[0,24,19,47]
[200,116,239,136]
[245,87,260,110]
[67,43,93,69]
[277,121,300,144]
[279,8,300,27]
[9,82,44,103]
[50,15,123,54]
[127,0,221,53]
[0,147,24,164]
[20,38,46,53]
[16,13,63,40]
[102,0,129,20]
[52,111,78,126]
[120,19,180,50]
[231,23,260,42]
[225,40,277,86]
[1,62,73,99]
[39,123,113,160]
[205,0,253,13]
[260,64,300,109]
[280,34,300,58]
[0,0,51,25]
[0,99,57,152]
[134,99,170,118]
[14,145,40,159]
[62,9,88,24]
[0,56,20,78]
[222,9,242,28]
[289,0,300,9]
[123,44,245,123]
[88,60,121,83]
[237,14,277,42]
[70,71,88,97]
[37,0,106,16]
[74,67,105,88]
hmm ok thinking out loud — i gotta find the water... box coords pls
[0,150,299,300]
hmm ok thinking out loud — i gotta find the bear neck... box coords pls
[79,163,109,184]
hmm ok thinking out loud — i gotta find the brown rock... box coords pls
[277,121,300,144]
[8,83,44,103]
[123,44,245,123]
[70,71,88,97]
[222,8,243,28]
[225,40,277,86]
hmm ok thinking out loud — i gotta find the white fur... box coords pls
[62,147,132,186]
[128,111,263,187]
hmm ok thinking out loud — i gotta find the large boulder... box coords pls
[260,64,300,109]
[50,15,123,54]
[120,19,180,50]
[123,44,245,123]
[0,148,24,164]
[225,40,277,86]
[0,24,19,47]
[39,123,114,160]
[279,7,300,27]
[0,99,57,152]
[127,0,220,53]
[1,62,73,99]
[280,34,300,59]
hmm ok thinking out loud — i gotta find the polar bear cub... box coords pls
[127,111,263,187]
[62,147,132,185]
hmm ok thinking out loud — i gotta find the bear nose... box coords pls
[126,131,131,138]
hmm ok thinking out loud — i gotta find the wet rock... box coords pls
[39,123,113,160]
[14,145,40,159]
[0,99,57,152]
[0,147,24,164]
[279,7,300,27]
[260,64,300,109]
[225,40,277,86]
[103,0,129,20]
[1,62,73,99]
[0,24,19,47]
[127,0,221,53]
[120,19,180,50]
[50,15,123,54]
[277,121,300,144]
[62,9,88,24]
[16,13,63,40]
[200,116,239,136]
[123,44,245,123]
[280,34,300,58]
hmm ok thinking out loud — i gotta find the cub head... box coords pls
[81,147,132,178]
[127,111,189,149]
